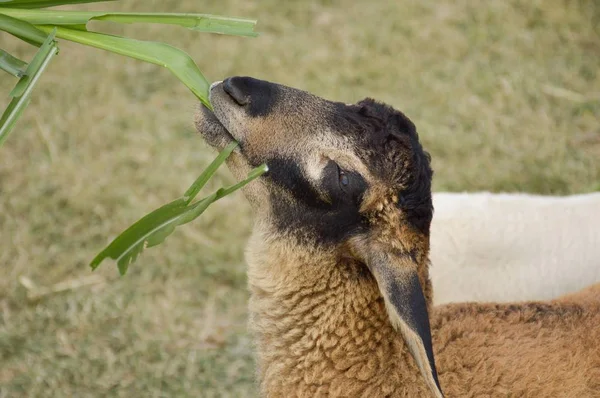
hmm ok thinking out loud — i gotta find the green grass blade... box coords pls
[0,12,47,46]
[0,96,29,146]
[9,27,57,97]
[177,163,268,227]
[0,0,115,8]
[183,141,238,204]
[0,29,57,146]
[36,25,211,107]
[215,164,268,197]
[0,49,27,77]
[1,9,257,36]
[90,163,268,275]
[89,142,240,274]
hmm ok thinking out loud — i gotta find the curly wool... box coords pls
[246,232,600,397]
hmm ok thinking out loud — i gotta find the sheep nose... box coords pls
[221,76,277,117]
[223,77,251,106]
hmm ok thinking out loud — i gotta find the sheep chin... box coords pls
[194,104,236,150]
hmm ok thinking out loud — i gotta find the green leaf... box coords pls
[9,27,58,97]
[0,49,27,77]
[0,0,115,8]
[0,96,30,144]
[91,197,188,275]
[0,9,257,36]
[183,141,238,203]
[0,12,47,46]
[0,29,57,146]
[36,25,212,107]
[90,163,268,275]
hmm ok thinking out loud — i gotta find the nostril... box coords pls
[223,77,250,106]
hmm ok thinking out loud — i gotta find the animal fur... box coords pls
[195,76,600,397]
[246,234,600,397]
[430,191,600,304]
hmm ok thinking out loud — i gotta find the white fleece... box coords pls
[430,192,600,305]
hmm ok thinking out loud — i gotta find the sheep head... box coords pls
[195,77,442,397]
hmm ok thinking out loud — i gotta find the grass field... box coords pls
[1,0,599,396]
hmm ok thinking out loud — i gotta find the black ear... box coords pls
[388,112,417,142]
[359,246,444,398]
[390,112,434,235]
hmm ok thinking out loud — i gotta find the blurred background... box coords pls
[1,0,598,396]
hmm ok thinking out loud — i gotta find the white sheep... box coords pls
[430,191,600,304]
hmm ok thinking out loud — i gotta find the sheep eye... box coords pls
[338,167,350,187]
[324,160,367,204]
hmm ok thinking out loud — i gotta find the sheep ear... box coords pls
[366,251,444,398]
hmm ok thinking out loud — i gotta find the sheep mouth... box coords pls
[195,103,236,150]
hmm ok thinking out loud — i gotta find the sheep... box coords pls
[195,76,600,398]
[430,191,600,304]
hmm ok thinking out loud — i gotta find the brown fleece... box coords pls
[247,234,600,398]
[433,300,600,397]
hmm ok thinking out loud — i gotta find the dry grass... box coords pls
[1,0,599,396]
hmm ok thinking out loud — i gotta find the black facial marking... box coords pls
[387,271,442,394]
[321,160,368,207]
[264,157,368,244]
[223,76,279,117]
[265,157,327,209]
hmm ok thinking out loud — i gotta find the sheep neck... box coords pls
[245,230,433,397]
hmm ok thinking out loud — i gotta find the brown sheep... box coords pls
[195,76,600,398]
